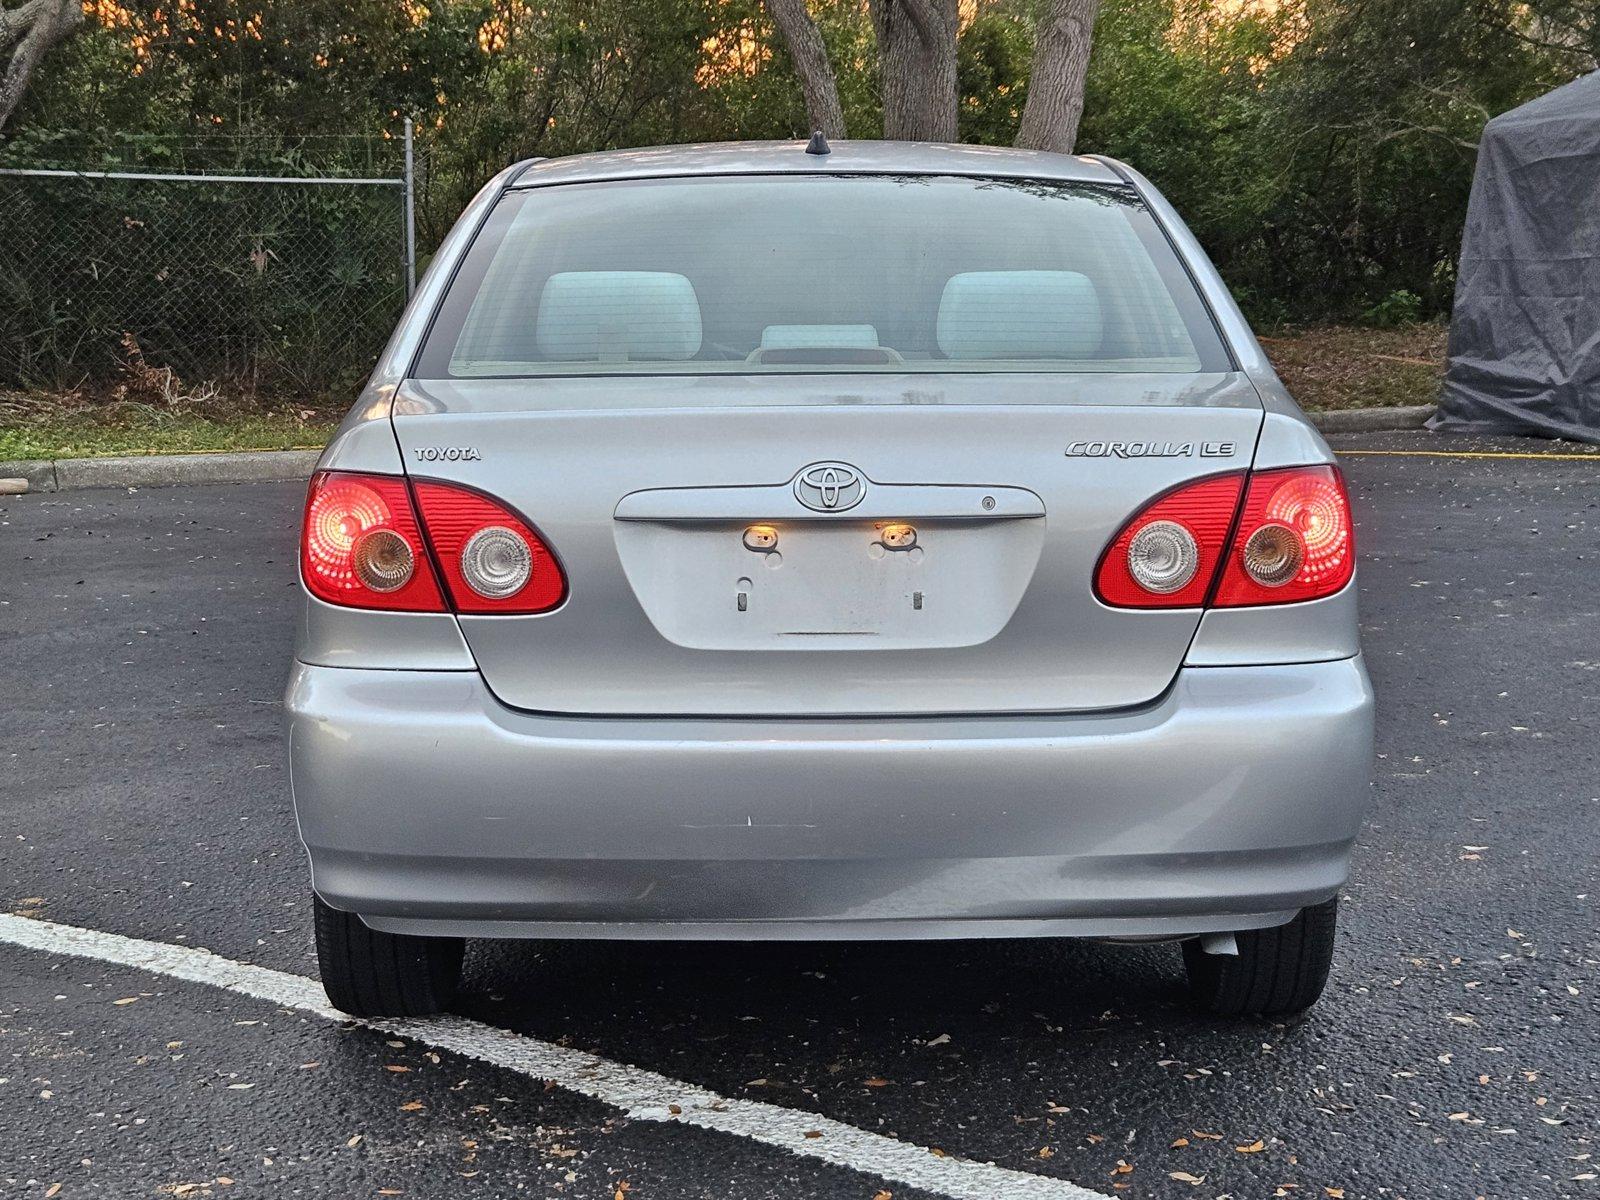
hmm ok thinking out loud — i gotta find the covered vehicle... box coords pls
[1434,71,1600,442]
[287,141,1374,1021]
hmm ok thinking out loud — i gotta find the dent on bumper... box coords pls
[287,657,1374,939]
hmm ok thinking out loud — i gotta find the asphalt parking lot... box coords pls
[2,429,1597,1199]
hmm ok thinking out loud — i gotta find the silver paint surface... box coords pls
[290,657,1372,939]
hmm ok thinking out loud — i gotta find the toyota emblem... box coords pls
[794,462,866,512]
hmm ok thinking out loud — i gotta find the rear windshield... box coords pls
[415,174,1231,379]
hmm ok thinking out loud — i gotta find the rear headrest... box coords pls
[760,324,880,350]
[535,271,702,362]
[936,270,1103,360]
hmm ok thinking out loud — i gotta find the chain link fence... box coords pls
[0,130,417,400]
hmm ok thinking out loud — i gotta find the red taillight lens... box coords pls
[1213,465,1354,607]
[412,482,566,614]
[1095,473,1245,608]
[300,472,445,611]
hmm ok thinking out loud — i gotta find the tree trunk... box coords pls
[763,0,846,139]
[0,0,82,131]
[869,0,958,142]
[1015,0,1101,154]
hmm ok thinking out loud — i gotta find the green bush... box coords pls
[1363,289,1424,328]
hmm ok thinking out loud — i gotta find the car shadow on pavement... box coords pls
[453,935,1317,1181]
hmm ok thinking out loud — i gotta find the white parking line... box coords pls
[0,913,1106,1200]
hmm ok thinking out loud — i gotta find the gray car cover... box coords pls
[1432,71,1600,442]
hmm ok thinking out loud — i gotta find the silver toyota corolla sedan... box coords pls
[287,140,1373,1020]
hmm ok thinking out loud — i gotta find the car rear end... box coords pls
[286,143,1373,1017]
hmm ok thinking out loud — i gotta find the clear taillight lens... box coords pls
[300,472,444,612]
[1127,520,1201,594]
[1212,465,1354,607]
[459,526,533,599]
[1095,473,1245,608]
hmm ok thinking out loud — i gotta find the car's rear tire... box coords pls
[1182,896,1339,1017]
[313,894,464,1017]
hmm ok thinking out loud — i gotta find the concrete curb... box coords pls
[1,406,1438,493]
[1310,403,1435,434]
[0,449,322,493]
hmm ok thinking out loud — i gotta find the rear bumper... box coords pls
[287,657,1374,940]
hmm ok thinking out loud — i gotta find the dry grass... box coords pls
[1259,322,1447,411]
[0,387,339,461]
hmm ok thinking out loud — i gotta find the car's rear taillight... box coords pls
[301,472,445,612]
[1095,473,1245,608]
[1097,464,1354,609]
[1212,465,1354,607]
[412,482,567,614]
[300,472,566,614]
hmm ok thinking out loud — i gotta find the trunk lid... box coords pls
[393,372,1261,716]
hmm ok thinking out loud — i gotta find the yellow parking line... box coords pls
[1336,449,1600,461]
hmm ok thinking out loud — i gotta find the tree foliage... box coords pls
[1081,0,1557,320]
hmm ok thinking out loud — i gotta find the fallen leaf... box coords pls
[113,997,139,1006]
[925,1034,952,1047]
[385,1065,412,1073]
[45,1187,62,1199]
[1110,1160,1134,1176]
[873,1192,893,1200]
[803,1130,822,1139]
[1236,1139,1267,1153]
[400,1101,425,1112]
[1171,1137,1190,1148]
[1169,1171,1205,1185]
[1326,1189,1345,1198]
[864,1077,890,1088]
[346,1135,363,1148]
[1038,1146,1055,1159]
[1192,1130,1224,1141]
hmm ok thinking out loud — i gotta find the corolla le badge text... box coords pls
[794,462,866,512]
[1064,440,1236,459]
